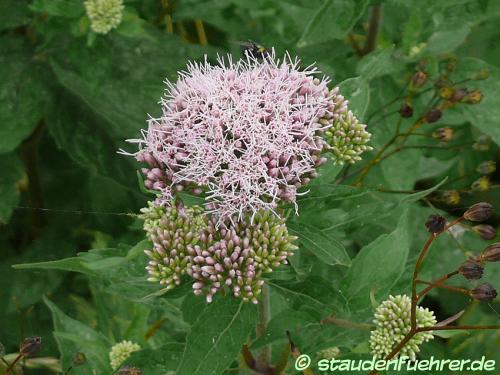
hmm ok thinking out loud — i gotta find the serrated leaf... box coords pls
[0,35,49,154]
[123,343,185,374]
[176,297,257,375]
[357,46,397,81]
[400,177,448,203]
[297,0,369,48]
[288,224,350,266]
[338,76,370,119]
[44,297,111,374]
[340,209,410,319]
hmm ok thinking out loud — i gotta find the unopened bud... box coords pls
[442,190,460,205]
[450,88,467,102]
[446,58,458,72]
[471,69,490,80]
[20,336,41,357]
[411,71,427,88]
[476,161,496,175]
[472,225,496,240]
[432,127,453,142]
[470,283,497,302]
[399,103,413,118]
[119,365,143,375]
[458,259,484,280]
[463,202,493,222]
[465,90,483,104]
[471,176,491,192]
[434,77,450,89]
[438,86,455,100]
[425,108,442,123]
[72,352,87,366]
[473,135,491,151]
[480,243,500,262]
[425,214,446,233]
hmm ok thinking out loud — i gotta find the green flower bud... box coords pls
[317,346,340,359]
[140,201,206,290]
[323,111,373,165]
[109,341,141,370]
[84,0,124,34]
[369,295,436,360]
[442,190,460,205]
[473,135,491,151]
[471,176,491,192]
[476,161,496,175]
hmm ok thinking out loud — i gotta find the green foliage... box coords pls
[1,0,499,374]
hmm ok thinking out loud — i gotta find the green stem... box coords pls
[256,284,272,365]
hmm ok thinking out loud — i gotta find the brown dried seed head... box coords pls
[464,202,493,222]
[458,259,484,280]
[470,283,497,302]
[20,337,41,357]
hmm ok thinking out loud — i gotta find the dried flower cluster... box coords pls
[141,201,296,303]
[84,0,124,34]
[109,341,141,370]
[369,295,436,360]
[128,51,371,221]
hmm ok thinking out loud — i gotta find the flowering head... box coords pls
[369,295,436,360]
[127,51,371,222]
[84,0,124,35]
[109,340,141,370]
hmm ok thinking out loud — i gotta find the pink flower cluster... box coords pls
[128,51,361,222]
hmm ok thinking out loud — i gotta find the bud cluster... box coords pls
[141,201,297,303]
[323,110,373,165]
[140,202,206,289]
[189,210,297,303]
[369,295,437,360]
[84,0,124,34]
[109,341,141,370]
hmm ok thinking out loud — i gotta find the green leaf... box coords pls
[0,153,24,223]
[268,276,345,318]
[297,0,369,48]
[337,76,370,119]
[13,257,97,276]
[251,310,315,348]
[116,9,149,38]
[453,59,500,145]
[400,177,448,204]
[30,0,84,18]
[357,46,397,81]
[426,25,471,54]
[176,297,258,375]
[433,330,470,339]
[0,0,31,31]
[340,209,410,319]
[49,32,214,139]
[0,35,49,154]
[288,224,350,266]
[44,297,111,374]
[123,343,185,374]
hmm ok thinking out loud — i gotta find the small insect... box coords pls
[241,40,269,59]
